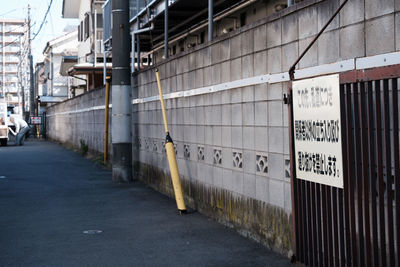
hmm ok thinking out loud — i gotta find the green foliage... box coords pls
[79,139,88,156]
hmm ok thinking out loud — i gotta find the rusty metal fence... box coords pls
[289,65,400,266]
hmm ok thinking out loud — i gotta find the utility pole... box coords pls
[28,5,34,117]
[111,0,132,182]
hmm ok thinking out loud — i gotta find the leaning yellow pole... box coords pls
[155,69,187,213]
[104,76,111,164]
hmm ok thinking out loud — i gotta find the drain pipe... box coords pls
[165,0,169,59]
[147,0,257,55]
[208,0,213,41]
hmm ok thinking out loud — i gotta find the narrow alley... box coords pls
[0,141,291,266]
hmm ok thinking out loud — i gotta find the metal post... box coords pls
[208,0,213,41]
[94,7,97,67]
[164,0,168,59]
[131,31,135,73]
[103,11,106,85]
[28,5,34,117]
[104,76,111,164]
[111,0,132,182]
[137,35,140,70]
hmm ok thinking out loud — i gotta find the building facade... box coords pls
[62,0,110,91]
[40,30,78,111]
[0,19,28,115]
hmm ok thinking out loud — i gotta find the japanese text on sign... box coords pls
[30,116,41,125]
[292,74,343,188]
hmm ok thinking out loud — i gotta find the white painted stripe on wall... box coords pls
[47,104,112,117]
[132,52,399,105]
[356,51,400,70]
[131,59,350,105]
[48,52,400,116]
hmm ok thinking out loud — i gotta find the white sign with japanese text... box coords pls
[30,116,42,125]
[292,74,343,188]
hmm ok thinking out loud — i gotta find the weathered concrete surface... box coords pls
[45,0,400,259]
[0,141,291,266]
[135,161,294,257]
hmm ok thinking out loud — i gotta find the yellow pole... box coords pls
[104,76,111,164]
[155,69,186,213]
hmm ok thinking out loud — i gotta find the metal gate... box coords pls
[288,65,400,266]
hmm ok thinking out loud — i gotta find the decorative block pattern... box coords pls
[139,137,143,150]
[233,151,243,169]
[213,148,222,165]
[285,157,291,179]
[184,144,190,159]
[153,141,158,152]
[161,141,166,154]
[198,146,204,161]
[256,153,268,175]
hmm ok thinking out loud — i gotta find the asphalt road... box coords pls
[0,140,292,266]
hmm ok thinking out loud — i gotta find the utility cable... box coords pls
[0,23,36,50]
[32,0,53,40]
[0,8,17,18]
[2,23,27,35]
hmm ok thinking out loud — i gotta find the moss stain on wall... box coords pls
[134,161,294,257]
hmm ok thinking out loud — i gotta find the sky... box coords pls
[0,0,78,63]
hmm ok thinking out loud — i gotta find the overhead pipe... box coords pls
[152,0,226,43]
[145,0,258,56]
[131,24,154,73]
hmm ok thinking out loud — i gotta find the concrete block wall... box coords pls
[45,0,400,258]
[133,0,400,256]
[46,87,111,156]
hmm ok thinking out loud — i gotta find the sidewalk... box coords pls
[0,141,292,266]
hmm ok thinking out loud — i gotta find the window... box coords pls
[79,21,83,41]
[240,12,246,27]
[84,13,90,40]
[78,24,81,41]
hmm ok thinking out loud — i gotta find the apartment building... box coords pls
[0,19,28,115]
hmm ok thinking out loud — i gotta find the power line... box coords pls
[0,9,18,18]
[32,0,54,41]
[3,23,27,35]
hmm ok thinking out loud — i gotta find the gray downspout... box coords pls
[208,0,213,41]
[137,35,140,70]
[164,0,168,59]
